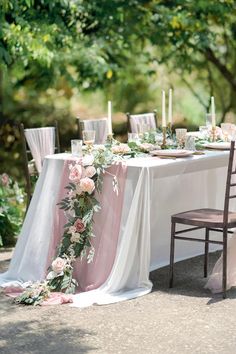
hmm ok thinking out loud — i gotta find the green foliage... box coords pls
[0,173,25,247]
[1,0,236,185]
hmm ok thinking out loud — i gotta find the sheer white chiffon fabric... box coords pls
[205,148,236,293]
[72,167,153,307]
[24,127,55,173]
[71,153,229,307]
[205,234,236,293]
[129,113,156,133]
[80,119,108,144]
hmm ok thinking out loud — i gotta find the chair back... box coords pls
[19,122,60,208]
[223,140,236,225]
[126,111,157,133]
[77,118,108,144]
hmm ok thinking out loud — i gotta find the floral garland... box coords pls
[15,146,121,305]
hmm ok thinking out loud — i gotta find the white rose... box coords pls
[68,226,77,234]
[82,155,94,166]
[70,233,81,243]
[51,257,66,274]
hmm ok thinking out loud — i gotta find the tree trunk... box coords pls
[204,48,236,94]
[0,69,3,125]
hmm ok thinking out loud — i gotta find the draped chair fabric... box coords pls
[129,113,157,133]
[24,127,56,173]
[79,118,108,144]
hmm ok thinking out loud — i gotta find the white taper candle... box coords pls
[162,90,166,127]
[211,96,216,127]
[168,89,172,125]
[107,101,112,135]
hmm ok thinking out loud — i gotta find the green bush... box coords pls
[0,173,25,247]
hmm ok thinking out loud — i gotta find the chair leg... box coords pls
[169,221,176,288]
[222,228,228,299]
[204,228,209,278]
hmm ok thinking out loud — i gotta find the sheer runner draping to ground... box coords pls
[0,151,232,306]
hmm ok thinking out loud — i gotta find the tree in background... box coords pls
[147,0,236,122]
[1,0,236,179]
[78,0,236,122]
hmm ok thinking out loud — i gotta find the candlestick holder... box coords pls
[106,133,114,146]
[211,126,217,142]
[105,133,119,147]
[167,122,172,138]
[161,127,167,149]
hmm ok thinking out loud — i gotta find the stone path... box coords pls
[1,249,236,354]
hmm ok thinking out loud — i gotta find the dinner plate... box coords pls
[150,149,194,157]
[203,142,231,150]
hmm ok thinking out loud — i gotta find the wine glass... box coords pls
[221,123,235,141]
[82,130,96,150]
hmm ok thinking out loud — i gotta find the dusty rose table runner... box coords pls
[46,160,127,293]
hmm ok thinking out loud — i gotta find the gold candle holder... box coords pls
[212,126,216,142]
[167,122,172,137]
[161,127,167,149]
[106,133,113,145]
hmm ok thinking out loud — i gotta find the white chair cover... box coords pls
[129,113,157,133]
[80,118,108,144]
[24,127,55,173]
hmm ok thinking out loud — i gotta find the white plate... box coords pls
[150,149,194,157]
[203,142,231,150]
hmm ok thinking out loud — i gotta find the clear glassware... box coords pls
[82,130,96,148]
[221,123,235,141]
[71,139,83,156]
[185,135,196,151]
[199,126,210,140]
[175,128,187,149]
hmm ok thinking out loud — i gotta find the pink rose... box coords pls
[51,257,66,274]
[1,173,9,186]
[73,218,85,233]
[69,164,83,183]
[80,177,95,194]
[85,166,96,178]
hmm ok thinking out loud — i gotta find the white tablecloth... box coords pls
[0,151,230,306]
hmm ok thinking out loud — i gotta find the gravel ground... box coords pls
[1,249,236,354]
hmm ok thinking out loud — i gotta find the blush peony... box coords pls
[1,173,9,186]
[85,166,96,178]
[80,177,95,194]
[69,164,83,183]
